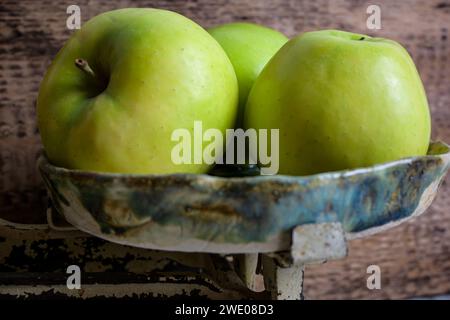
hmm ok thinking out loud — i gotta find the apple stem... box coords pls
[75,58,96,79]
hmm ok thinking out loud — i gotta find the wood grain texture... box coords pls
[0,0,449,299]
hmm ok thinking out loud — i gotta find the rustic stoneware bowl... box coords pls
[38,141,450,253]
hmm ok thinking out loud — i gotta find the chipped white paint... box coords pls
[0,283,244,300]
[291,222,347,264]
[262,254,304,300]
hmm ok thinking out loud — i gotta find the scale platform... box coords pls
[0,142,449,299]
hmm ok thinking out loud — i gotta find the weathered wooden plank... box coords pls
[1,0,449,299]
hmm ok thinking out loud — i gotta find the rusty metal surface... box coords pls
[0,220,346,300]
[0,226,267,299]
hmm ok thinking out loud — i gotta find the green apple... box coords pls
[37,8,238,174]
[244,30,431,175]
[208,22,288,126]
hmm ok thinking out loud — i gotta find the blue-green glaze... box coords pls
[38,142,450,245]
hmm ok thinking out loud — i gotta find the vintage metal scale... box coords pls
[0,142,449,299]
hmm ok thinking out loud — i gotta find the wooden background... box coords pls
[1,0,449,299]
